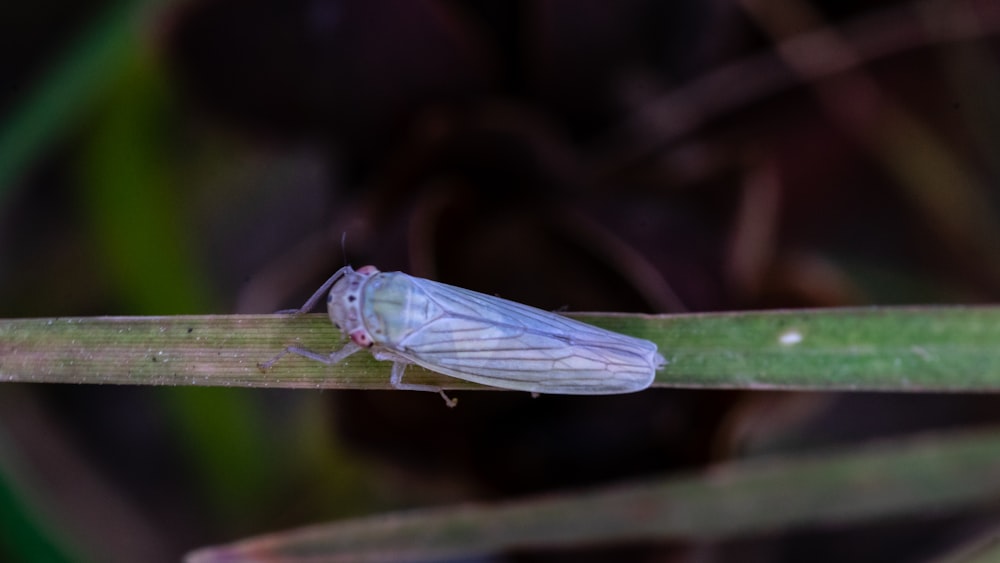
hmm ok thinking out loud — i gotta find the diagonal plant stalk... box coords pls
[930,522,1000,563]
[2,306,1000,391]
[185,427,1000,561]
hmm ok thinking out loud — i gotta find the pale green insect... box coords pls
[263,265,665,406]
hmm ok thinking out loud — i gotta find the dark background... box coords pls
[3,0,1000,561]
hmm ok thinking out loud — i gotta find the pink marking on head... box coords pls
[357,265,379,275]
[350,330,373,348]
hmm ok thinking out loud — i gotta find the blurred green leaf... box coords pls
[79,45,214,315]
[0,426,89,563]
[0,0,154,203]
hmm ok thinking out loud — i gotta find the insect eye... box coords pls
[348,295,356,302]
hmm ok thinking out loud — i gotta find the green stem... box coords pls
[1,307,999,390]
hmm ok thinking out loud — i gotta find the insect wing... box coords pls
[389,275,661,394]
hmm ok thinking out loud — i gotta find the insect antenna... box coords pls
[282,266,352,315]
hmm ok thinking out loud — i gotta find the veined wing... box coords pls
[387,274,663,394]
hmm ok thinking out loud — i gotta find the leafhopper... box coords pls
[262,265,664,406]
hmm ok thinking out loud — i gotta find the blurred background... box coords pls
[3,0,1000,561]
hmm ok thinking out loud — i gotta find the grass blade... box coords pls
[185,427,1000,561]
[1,307,1000,391]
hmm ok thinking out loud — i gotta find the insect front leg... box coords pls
[389,361,457,408]
[258,341,363,371]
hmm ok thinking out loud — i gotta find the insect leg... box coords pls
[390,362,457,408]
[257,341,362,371]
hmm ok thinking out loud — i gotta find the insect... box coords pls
[261,265,665,406]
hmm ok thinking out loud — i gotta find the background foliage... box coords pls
[3,0,1000,561]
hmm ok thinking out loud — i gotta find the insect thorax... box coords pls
[362,272,441,345]
[328,269,440,347]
